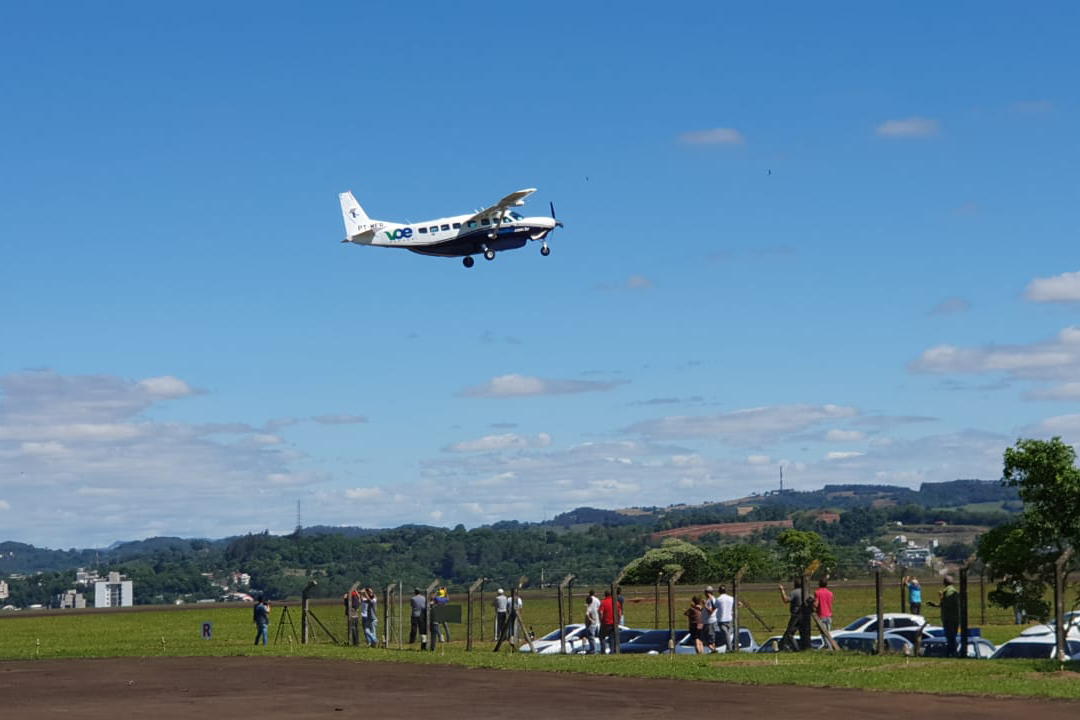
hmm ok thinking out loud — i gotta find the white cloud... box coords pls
[951,202,981,216]
[678,127,746,145]
[1028,382,1080,401]
[1010,100,1053,115]
[345,487,383,501]
[1026,414,1080,443]
[929,296,970,316]
[0,499,10,511]
[138,375,194,398]
[623,404,858,444]
[459,374,625,398]
[747,454,772,465]
[1025,270,1080,303]
[826,451,864,460]
[876,117,940,138]
[825,429,865,442]
[911,326,1080,383]
[446,433,553,453]
[0,369,357,547]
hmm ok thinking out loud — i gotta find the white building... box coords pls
[900,547,932,567]
[0,579,8,600]
[94,571,133,608]
[55,589,86,609]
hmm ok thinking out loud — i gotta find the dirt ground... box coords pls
[2,657,1078,719]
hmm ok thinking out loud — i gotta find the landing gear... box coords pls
[540,243,550,257]
[463,256,474,268]
[484,249,496,261]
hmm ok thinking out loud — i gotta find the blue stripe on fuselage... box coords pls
[406,225,546,258]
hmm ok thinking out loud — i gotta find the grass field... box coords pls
[2,579,1078,700]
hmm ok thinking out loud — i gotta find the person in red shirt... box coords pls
[814,578,835,633]
[598,590,622,653]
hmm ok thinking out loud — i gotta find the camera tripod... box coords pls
[274,604,299,645]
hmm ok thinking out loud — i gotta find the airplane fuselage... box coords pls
[339,187,560,267]
[354,212,557,257]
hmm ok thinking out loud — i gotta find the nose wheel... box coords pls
[540,243,550,257]
[463,256,474,268]
[484,249,496,261]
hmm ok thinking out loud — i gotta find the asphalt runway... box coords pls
[2,656,1078,719]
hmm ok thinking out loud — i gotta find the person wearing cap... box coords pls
[702,586,718,652]
[409,587,427,647]
[929,575,961,657]
[492,588,509,640]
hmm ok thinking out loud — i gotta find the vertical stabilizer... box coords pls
[339,191,373,240]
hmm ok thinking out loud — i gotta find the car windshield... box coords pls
[843,616,871,631]
[538,626,579,641]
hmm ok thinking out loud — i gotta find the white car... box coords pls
[518,623,632,654]
[839,612,928,635]
[991,633,1080,659]
[1018,611,1080,638]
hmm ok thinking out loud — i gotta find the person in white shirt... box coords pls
[585,591,601,654]
[716,585,736,652]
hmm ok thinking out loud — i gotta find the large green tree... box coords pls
[978,437,1080,620]
[775,529,836,579]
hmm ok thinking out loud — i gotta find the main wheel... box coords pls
[484,249,496,261]
[463,256,474,268]
[540,244,550,256]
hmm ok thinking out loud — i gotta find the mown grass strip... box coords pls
[1,605,1077,700]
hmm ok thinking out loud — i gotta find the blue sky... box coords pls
[2,2,1078,548]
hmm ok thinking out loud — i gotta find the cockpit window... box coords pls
[510,211,523,220]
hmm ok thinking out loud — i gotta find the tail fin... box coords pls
[339,191,373,241]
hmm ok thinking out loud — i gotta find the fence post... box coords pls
[666,569,684,656]
[383,583,395,649]
[959,567,969,658]
[558,574,575,655]
[654,581,660,630]
[466,577,485,652]
[979,567,986,626]
[875,566,884,654]
[733,564,748,652]
[567,577,575,626]
[1055,547,1075,662]
[899,565,907,613]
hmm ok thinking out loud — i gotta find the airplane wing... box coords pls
[464,188,537,224]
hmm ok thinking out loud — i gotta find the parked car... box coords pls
[620,629,690,654]
[756,634,827,652]
[990,635,1080,659]
[1018,612,1080,638]
[665,627,758,654]
[832,631,914,655]
[518,623,634,654]
[840,613,928,635]
[918,636,996,658]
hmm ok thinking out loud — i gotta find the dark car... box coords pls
[918,636,996,658]
[619,629,690,654]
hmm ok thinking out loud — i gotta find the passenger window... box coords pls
[481,218,489,226]
[418,227,428,234]
[452,223,460,229]
[429,226,438,233]
[467,221,477,228]
[441,224,449,231]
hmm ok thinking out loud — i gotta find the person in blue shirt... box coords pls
[904,576,922,615]
[253,596,270,645]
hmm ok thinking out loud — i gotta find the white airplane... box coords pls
[339,188,561,268]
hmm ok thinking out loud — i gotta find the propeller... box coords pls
[550,201,563,228]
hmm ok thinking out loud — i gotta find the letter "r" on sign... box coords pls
[202,622,213,639]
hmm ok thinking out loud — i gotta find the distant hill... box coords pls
[1,479,1019,577]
